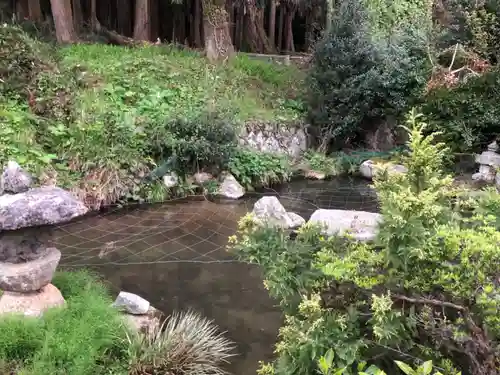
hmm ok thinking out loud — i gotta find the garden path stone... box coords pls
[113,291,150,315]
[0,247,61,292]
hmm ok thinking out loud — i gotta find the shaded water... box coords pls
[51,177,378,375]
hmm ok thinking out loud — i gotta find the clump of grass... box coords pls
[127,310,236,375]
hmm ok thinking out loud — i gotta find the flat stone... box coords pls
[218,174,245,199]
[0,186,88,230]
[308,209,382,242]
[124,306,164,335]
[113,291,150,315]
[0,226,53,263]
[0,247,61,292]
[0,283,65,317]
[1,161,32,194]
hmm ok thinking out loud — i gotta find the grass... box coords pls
[0,24,306,208]
[0,270,235,375]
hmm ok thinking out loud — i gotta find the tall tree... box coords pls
[28,0,43,22]
[134,0,151,41]
[202,0,234,60]
[50,0,76,43]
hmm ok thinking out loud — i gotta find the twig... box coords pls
[448,43,459,71]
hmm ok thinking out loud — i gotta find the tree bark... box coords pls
[268,0,276,48]
[28,0,43,22]
[133,0,151,41]
[116,0,131,35]
[193,0,203,47]
[72,0,83,33]
[243,0,274,53]
[50,0,76,43]
[202,0,234,61]
[277,5,284,51]
[283,4,295,52]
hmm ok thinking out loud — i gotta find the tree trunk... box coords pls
[243,0,274,53]
[277,5,284,51]
[133,0,151,41]
[72,0,83,33]
[193,0,203,47]
[50,0,76,43]
[284,4,295,52]
[90,0,97,30]
[150,0,159,41]
[202,0,234,61]
[116,0,132,35]
[268,0,276,48]
[28,0,43,22]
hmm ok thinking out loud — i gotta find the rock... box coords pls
[113,291,150,315]
[0,227,53,263]
[472,165,496,183]
[0,161,32,194]
[163,172,179,188]
[0,186,88,230]
[359,160,407,180]
[487,141,499,152]
[252,196,293,228]
[124,305,164,335]
[288,212,306,229]
[475,151,500,167]
[0,283,65,317]
[496,173,500,188]
[304,170,326,180]
[308,209,382,242]
[0,248,61,292]
[193,172,213,185]
[218,174,245,199]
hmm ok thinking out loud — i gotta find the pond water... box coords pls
[51,177,378,375]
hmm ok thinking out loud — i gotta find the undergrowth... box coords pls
[0,24,305,209]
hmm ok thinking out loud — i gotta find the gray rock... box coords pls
[487,141,499,152]
[1,161,32,194]
[496,173,500,188]
[124,305,164,335]
[193,172,213,185]
[113,291,150,315]
[0,186,88,230]
[218,174,245,199]
[475,151,500,167]
[287,212,306,229]
[308,209,382,242]
[359,160,407,180]
[252,196,293,228]
[0,247,61,292]
[0,227,53,263]
[163,172,179,188]
[472,165,496,183]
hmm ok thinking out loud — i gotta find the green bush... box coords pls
[307,0,429,149]
[421,68,500,152]
[228,111,500,375]
[228,148,292,189]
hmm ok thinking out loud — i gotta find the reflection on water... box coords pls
[51,177,378,375]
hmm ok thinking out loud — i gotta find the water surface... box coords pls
[52,177,378,374]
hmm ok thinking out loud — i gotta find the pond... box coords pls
[51,177,378,375]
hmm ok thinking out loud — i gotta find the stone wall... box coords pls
[239,121,308,159]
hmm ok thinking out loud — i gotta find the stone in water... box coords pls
[113,291,150,315]
[1,161,32,194]
[218,174,245,199]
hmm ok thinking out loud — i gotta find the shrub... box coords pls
[228,148,292,189]
[127,310,235,375]
[307,0,429,150]
[228,111,500,375]
[421,67,500,152]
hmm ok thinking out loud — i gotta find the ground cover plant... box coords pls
[0,270,235,375]
[0,23,305,208]
[228,110,500,375]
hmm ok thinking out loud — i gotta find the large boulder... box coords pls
[0,186,88,230]
[252,196,305,229]
[0,247,61,292]
[0,283,65,317]
[308,209,382,241]
[218,174,245,199]
[0,227,53,263]
[0,161,32,194]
